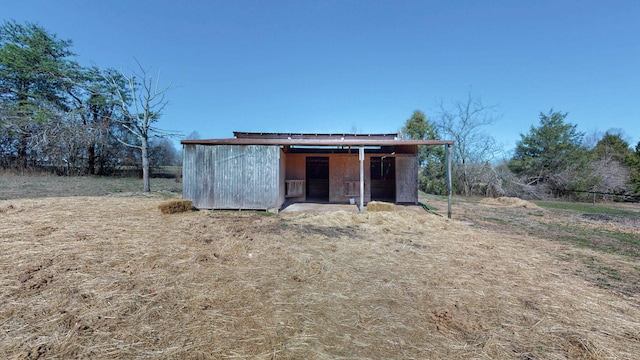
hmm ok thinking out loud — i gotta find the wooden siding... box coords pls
[182,144,282,210]
[284,154,306,201]
[184,144,419,208]
[285,153,373,203]
[182,144,216,209]
[395,155,419,203]
[328,154,363,202]
[278,149,286,206]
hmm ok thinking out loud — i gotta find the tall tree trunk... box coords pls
[461,160,470,196]
[17,131,29,170]
[141,136,150,192]
[87,143,95,175]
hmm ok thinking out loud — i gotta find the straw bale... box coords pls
[158,199,193,214]
[366,201,395,212]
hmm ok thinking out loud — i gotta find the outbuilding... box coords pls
[181,132,453,214]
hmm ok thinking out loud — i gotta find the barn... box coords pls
[181,132,453,213]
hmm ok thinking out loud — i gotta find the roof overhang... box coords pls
[181,138,453,146]
[182,132,453,146]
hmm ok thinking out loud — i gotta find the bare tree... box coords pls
[107,63,176,192]
[589,130,634,199]
[437,91,502,196]
[583,129,604,149]
[184,130,201,140]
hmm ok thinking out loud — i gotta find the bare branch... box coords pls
[437,91,503,196]
[102,61,175,192]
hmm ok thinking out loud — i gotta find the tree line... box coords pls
[0,21,179,183]
[400,95,640,202]
[3,21,639,201]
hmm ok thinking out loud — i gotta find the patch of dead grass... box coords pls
[1,197,639,359]
[480,196,542,209]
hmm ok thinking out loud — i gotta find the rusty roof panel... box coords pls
[233,132,399,140]
[181,138,454,146]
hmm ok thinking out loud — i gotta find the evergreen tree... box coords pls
[588,131,635,196]
[629,141,640,195]
[509,110,589,196]
[592,131,633,163]
[0,21,77,168]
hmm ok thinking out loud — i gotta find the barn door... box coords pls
[370,156,395,202]
[306,157,329,201]
[395,155,418,204]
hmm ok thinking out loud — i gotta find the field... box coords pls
[1,175,640,359]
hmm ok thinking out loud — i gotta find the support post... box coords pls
[359,146,365,213]
[446,143,452,219]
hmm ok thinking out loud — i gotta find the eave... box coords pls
[181,138,454,146]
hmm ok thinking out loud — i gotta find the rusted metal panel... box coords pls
[182,138,454,146]
[395,155,419,204]
[234,132,399,140]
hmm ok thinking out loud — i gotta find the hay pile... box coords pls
[480,196,541,209]
[1,196,639,359]
[158,199,193,214]
[366,201,395,212]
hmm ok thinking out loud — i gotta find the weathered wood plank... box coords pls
[396,155,418,204]
[183,144,281,210]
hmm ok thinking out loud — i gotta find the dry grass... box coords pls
[365,201,395,212]
[0,173,181,200]
[480,196,541,209]
[158,200,193,214]
[2,196,640,359]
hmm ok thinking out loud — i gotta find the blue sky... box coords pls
[3,0,639,156]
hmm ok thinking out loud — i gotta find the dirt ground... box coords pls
[1,194,640,359]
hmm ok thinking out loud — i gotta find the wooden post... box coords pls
[359,146,365,213]
[446,143,452,219]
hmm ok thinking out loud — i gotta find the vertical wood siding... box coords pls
[182,144,281,210]
[286,153,373,203]
[395,155,418,203]
[328,154,361,202]
[182,144,197,203]
[284,154,306,201]
[183,144,418,207]
[279,149,286,206]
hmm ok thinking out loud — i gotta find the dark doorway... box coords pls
[370,156,395,201]
[306,157,329,201]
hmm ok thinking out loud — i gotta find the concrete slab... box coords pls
[280,203,361,213]
[279,202,432,214]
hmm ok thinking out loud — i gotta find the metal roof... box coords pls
[233,132,400,140]
[182,132,454,146]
